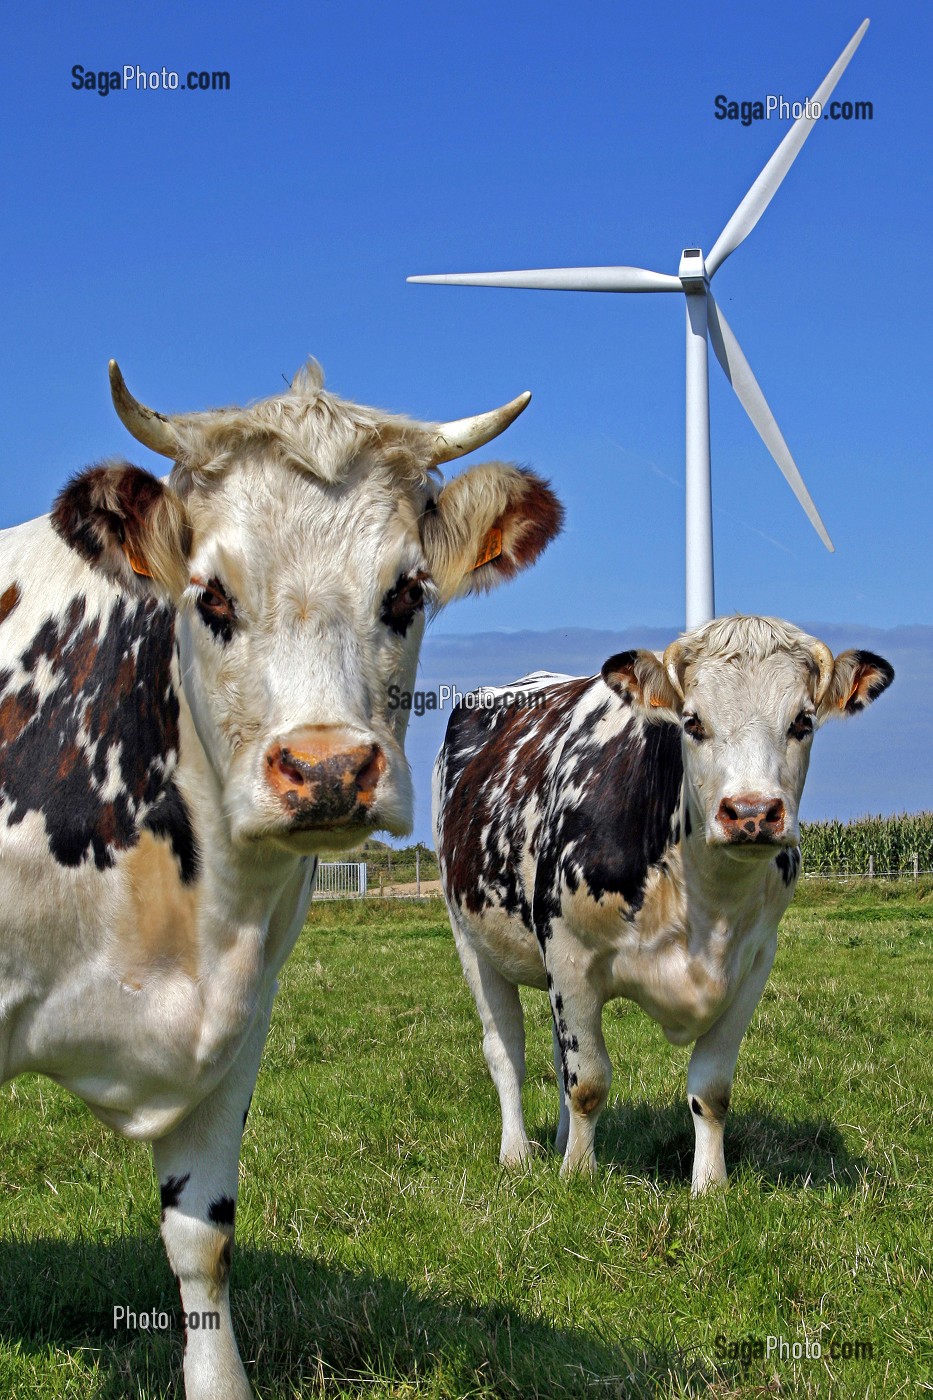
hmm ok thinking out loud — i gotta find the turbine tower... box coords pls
[409,21,869,628]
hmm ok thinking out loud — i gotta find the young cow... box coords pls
[0,360,562,1399]
[433,615,893,1194]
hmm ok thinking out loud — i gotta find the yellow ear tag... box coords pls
[124,547,152,579]
[839,683,859,711]
[471,526,503,571]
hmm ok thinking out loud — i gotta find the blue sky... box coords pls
[1,0,929,640]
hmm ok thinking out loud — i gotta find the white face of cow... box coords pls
[52,363,562,855]
[603,616,894,858]
[674,648,820,854]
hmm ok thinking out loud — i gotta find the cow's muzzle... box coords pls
[716,793,787,846]
[265,726,386,827]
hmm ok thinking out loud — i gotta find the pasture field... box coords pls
[0,882,931,1398]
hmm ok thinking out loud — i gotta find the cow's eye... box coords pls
[788,710,814,740]
[683,713,707,742]
[194,576,237,643]
[380,572,428,637]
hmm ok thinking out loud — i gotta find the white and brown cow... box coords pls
[0,360,562,1398]
[433,615,893,1195]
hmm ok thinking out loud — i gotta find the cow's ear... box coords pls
[52,462,190,599]
[601,650,683,715]
[818,649,894,719]
[420,463,563,604]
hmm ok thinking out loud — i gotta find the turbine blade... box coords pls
[707,294,834,551]
[706,19,869,277]
[408,266,682,292]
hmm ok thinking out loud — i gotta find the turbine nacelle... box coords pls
[678,249,708,293]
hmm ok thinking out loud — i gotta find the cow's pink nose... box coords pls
[717,794,786,844]
[266,727,386,825]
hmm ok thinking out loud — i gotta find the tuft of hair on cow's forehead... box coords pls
[674,615,825,711]
[679,615,820,672]
[165,360,440,496]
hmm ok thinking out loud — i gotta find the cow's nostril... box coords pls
[721,801,739,823]
[355,745,386,796]
[273,753,307,788]
[765,800,784,826]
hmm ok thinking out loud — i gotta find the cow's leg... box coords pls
[450,912,531,1165]
[545,944,611,1176]
[152,994,275,1400]
[687,931,778,1195]
[551,1021,570,1155]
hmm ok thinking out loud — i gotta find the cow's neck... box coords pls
[170,689,316,1064]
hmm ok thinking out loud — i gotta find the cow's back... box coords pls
[434,668,685,945]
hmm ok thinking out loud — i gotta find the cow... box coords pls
[0,359,562,1399]
[433,615,893,1195]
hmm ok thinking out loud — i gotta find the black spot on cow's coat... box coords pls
[775,848,801,887]
[160,1173,190,1219]
[207,1195,236,1226]
[143,780,200,884]
[540,716,683,916]
[380,572,428,637]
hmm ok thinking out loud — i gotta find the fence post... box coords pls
[868,854,874,880]
[914,852,919,881]
[359,862,367,898]
[416,845,421,897]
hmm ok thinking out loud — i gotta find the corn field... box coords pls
[799,811,933,877]
[366,817,933,890]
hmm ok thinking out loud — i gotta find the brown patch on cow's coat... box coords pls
[117,831,200,984]
[635,855,689,943]
[207,1231,234,1299]
[0,688,38,744]
[694,1084,731,1121]
[570,1081,606,1116]
[0,584,20,625]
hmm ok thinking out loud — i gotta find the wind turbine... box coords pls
[409,20,869,628]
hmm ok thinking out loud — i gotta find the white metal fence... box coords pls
[315,861,368,899]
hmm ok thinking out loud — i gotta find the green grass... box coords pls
[1,884,931,1397]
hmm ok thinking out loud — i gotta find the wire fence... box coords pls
[315,819,933,899]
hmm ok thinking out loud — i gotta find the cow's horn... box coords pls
[431,391,531,464]
[811,640,835,704]
[662,639,686,701]
[109,361,180,458]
